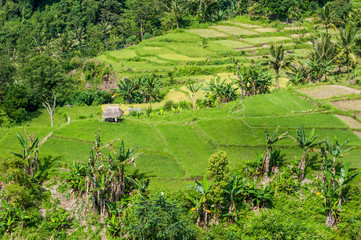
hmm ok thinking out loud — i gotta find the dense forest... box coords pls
[2,0,361,239]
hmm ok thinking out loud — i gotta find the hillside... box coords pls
[1,88,361,190]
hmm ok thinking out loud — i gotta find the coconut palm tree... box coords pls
[336,24,360,85]
[187,82,203,110]
[268,44,292,89]
[290,126,321,180]
[314,4,337,37]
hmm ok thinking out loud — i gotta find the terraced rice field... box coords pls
[299,85,361,99]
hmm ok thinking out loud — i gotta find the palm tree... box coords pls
[314,4,337,37]
[169,0,184,29]
[268,44,292,89]
[336,24,360,85]
[290,126,321,180]
[98,21,112,51]
[187,82,203,110]
[112,78,137,104]
[263,126,288,177]
[143,74,159,108]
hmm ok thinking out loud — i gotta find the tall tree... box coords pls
[336,24,360,85]
[314,3,337,37]
[187,82,203,110]
[268,44,292,89]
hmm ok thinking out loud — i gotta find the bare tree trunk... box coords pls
[291,21,293,51]
[42,91,57,127]
[192,94,197,110]
[175,14,179,29]
[299,150,307,180]
[326,210,336,228]
[347,60,350,85]
[140,19,143,41]
[263,146,271,176]
[354,64,357,82]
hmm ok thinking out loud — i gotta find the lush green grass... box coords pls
[186,29,228,38]
[243,113,347,128]
[242,90,316,116]
[211,25,258,35]
[196,119,260,145]
[2,88,361,190]
[156,124,216,178]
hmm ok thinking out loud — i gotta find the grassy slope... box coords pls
[1,90,361,190]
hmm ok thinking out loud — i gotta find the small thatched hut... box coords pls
[102,105,123,122]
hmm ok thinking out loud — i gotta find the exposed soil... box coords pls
[332,100,361,112]
[335,115,361,129]
[299,85,361,99]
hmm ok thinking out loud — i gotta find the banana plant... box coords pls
[324,137,353,175]
[187,82,203,110]
[187,175,212,228]
[263,126,288,177]
[108,141,140,202]
[10,130,52,178]
[224,175,243,222]
[318,163,359,227]
[290,126,321,180]
[128,177,150,198]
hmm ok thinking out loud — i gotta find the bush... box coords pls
[67,90,113,106]
[122,195,196,240]
[163,100,175,111]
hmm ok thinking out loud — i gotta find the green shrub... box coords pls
[122,194,196,239]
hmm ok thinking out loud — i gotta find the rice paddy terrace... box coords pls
[1,86,361,190]
[2,18,361,191]
[96,16,313,85]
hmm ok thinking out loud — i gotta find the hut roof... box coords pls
[102,105,123,118]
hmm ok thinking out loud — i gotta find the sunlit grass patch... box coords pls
[242,36,290,45]
[157,124,216,177]
[108,49,137,59]
[244,113,347,128]
[186,29,228,38]
[158,53,205,61]
[299,85,361,99]
[216,40,253,48]
[166,43,217,57]
[211,25,257,35]
[242,90,316,116]
[152,32,201,42]
[254,27,278,33]
[197,119,260,145]
[135,46,174,56]
[225,21,263,29]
